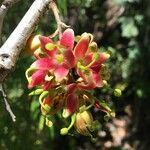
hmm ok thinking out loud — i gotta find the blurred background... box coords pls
[0,0,149,149]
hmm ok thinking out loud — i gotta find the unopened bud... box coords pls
[114,89,122,97]
[74,111,94,136]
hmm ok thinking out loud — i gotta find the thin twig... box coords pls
[0,84,16,122]
[49,1,70,38]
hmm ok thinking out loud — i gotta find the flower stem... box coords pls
[49,1,70,39]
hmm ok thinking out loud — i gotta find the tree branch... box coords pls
[0,0,52,83]
[0,0,20,44]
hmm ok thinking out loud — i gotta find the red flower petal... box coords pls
[31,58,55,70]
[74,35,90,59]
[39,36,53,46]
[60,28,74,50]
[91,53,107,67]
[84,53,93,65]
[63,49,75,68]
[63,93,78,117]
[43,81,56,90]
[92,72,103,87]
[28,70,46,88]
[77,69,103,89]
[66,83,77,95]
[54,66,69,82]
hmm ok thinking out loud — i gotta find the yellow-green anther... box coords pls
[110,111,116,117]
[45,43,56,51]
[105,53,110,59]
[89,42,97,52]
[60,113,76,135]
[93,52,99,61]
[29,89,43,96]
[75,35,81,42]
[114,89,122,97]
[60,128,68,135]
[102,80,108,86]
[45,117,53,128]
[56,54,64,64]
[77,62,86,70]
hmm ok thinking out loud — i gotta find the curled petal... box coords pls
[84,53,93,65]
[63,94,78,118]
[74,34,90,59]
[66,83,77,95]
[28,70,46,88]
[54,66,69,82]
[91,53,108,67]
[77,69,103,89]
[60,28,74,50]
[31,58,55,70]
[78,81,96,90]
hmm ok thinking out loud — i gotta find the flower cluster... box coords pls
[26,29,115,138]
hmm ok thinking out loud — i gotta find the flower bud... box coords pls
[114,89,122,97]
[74,111,94,136]
[25,35,41,55]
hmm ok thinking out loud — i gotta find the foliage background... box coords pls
[0,0,149,149]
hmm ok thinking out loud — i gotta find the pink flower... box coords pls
[26,29,75,89]
[73,33,108,89]
[39,28,75,82]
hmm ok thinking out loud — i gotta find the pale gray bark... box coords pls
[0,0,52,83]
[0,0,20,44]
